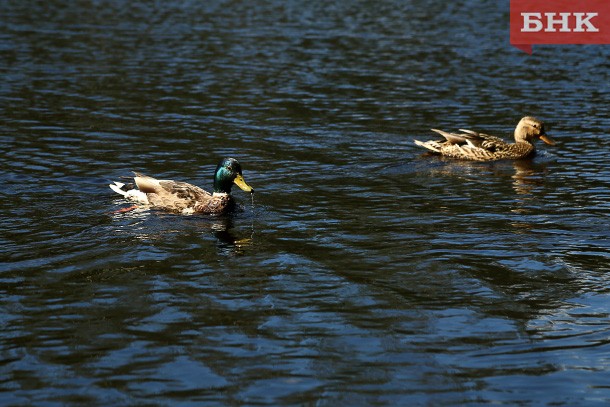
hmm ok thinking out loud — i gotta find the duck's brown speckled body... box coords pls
[414,116,555,161]
[110,158,253,215]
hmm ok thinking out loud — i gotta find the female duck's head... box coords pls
[514,116,555,145]
[213,158,254,194]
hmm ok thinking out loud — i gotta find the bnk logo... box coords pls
[510,0,610,54]
[521,12,599,32]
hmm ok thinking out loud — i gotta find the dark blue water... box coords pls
[1,1,610,405]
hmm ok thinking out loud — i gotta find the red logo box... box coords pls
[510,0,610,53]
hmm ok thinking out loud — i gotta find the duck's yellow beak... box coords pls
[233,174,254,193]
[539,134,556,145]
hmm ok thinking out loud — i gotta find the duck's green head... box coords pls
[213,157,254,194]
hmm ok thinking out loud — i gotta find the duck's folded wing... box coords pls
[133,174,162,193]
[430,129,469,144]
[158,181,212,202]
[430,128,488,147]
[458,129,504,144]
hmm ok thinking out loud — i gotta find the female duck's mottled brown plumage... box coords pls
[414,116,555,161]
[109,157,253,215]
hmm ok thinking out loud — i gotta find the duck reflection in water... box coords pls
[510,158,549,210]
[408,152,551,222]
[210,217,254,256]
[412,153,548,184]
[110,205,254,256]
[506,158,552,237]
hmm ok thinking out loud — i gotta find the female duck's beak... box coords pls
[539,133,556,145]
[233,174,254,193]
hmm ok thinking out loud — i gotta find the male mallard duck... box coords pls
[414,116,555,161]
[109,157,254,215]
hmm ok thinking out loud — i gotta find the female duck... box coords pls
[110,157,254,215]
[414,116,555,161]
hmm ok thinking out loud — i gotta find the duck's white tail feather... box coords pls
[109,181,149,204]
[109,182,127,196]
[414,139,442,153]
